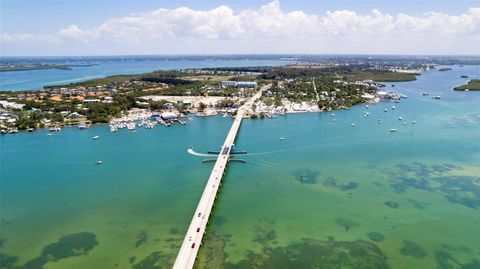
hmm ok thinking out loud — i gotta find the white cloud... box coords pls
[1,1,479,55]
[0,33,59,43]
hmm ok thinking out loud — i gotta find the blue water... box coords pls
[0,58,293,91]
[1,65,479,269]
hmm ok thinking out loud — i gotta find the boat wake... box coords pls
[187,148,217,157]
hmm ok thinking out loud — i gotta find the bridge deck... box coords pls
[172,86,268,269]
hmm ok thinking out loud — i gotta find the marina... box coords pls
[0,65,479,269]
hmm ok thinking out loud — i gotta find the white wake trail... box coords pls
[187,148,218,157]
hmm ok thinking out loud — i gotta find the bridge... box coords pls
[172,84,270,269]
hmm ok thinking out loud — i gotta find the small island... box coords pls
[0,63,93,72]
[454,79,480,91]
[0,64,72,72]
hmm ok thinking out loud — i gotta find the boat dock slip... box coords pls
[173,84,270,269]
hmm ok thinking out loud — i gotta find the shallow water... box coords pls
[1,65,479,269]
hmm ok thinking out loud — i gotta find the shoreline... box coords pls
[0,98,383,134]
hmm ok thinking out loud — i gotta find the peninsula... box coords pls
[454,79,480,91]
[0,62,422,133]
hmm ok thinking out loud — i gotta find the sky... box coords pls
[1,0,479,56]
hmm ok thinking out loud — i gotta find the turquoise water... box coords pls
[0,58,292,91]
[1,65,480,269]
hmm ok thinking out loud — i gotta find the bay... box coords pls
[0,57,293,91]
[1,65,479,269]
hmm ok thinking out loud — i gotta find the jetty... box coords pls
[172,84,270,269]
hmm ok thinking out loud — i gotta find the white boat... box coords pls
[412,121,416,124]
[389,129,398,132]
[47,133,53,136]
[403,122,407,125]
[351,123,356,127]
[392,105,396,110]
[432,96,442,99]
[78,124,87,130]
[398,116,403,121]
[109,125,117,132]
[331,113,335,117]
[279,137,286,140]
[384,108,388,112]
[366,105,369,109]
[93,136,100,140]
[95,161,103,164]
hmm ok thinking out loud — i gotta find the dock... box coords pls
[172,84,269,269]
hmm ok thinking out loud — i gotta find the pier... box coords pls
[172,85,270,269]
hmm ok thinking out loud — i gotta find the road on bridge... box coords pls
[172,84,270,269]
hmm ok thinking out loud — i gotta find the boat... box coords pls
[27,128,35,132]
[279,137,286,140]
[351,123,356,127]
[78,124,87,130]
[392,105,396,110]
[384,108,388,112]
[49,126,61,132]
[389,129,398,132]
[432,96,442,99]
[366,105,369,109]
[403,122,407,125]
[412,121,416,124]
[422,92,429,96]
[95,161,103,164]
[331,113,335,117]
[398,116,402,121]
[93,135,100,140]
[47,133,53,136]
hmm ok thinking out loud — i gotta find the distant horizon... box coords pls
[2,53,480,59]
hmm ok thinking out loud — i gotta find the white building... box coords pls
[0,100,25,110]
[236,81,257,88]
[221,81,257,88]
[83,99,100,104]
[221,81,238,87]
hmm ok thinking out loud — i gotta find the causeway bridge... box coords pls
[172,84,270,269]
